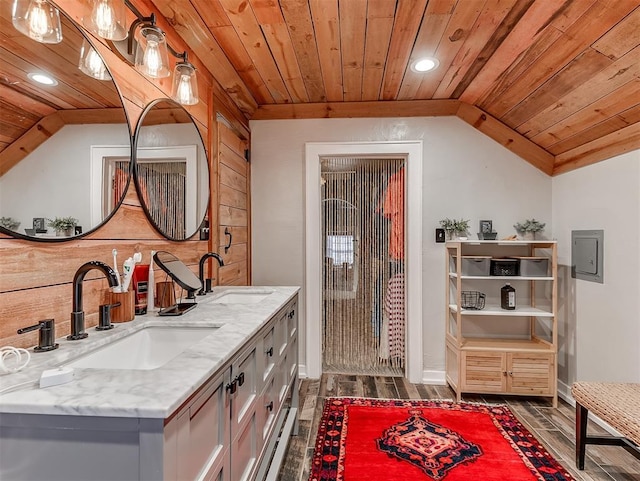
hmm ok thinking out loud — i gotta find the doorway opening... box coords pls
[305,141,422,382]
[321,157,405,375]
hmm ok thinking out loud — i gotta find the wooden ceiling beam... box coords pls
[250,99,461,119]
[553,122,640,175]
[0,113,65,177]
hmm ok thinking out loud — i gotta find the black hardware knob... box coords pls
[265,401,273,412]
[237,372,245,387]
[265,347,273,357]
[226,380,237,394]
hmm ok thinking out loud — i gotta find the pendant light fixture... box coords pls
[83,0,127,41]
[171,55,198,105]
[83,0,199,104]
[78,39,112,81]
[11,0,63,44]
[134,26,171,78]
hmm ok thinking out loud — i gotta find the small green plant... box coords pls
[513,218,546,233]
[453,218,470,234]
[440,218,470,239]
[0,217,20,230]
[47,216,78,233]
[514,219,545,239]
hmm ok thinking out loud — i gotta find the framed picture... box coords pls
[33,217,46,232]
[479,220,492,234]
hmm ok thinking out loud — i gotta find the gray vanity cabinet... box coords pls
[0,293,299,481]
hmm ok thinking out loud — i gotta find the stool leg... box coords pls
[576,402,588,470]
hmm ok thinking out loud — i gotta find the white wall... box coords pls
[250,116,552,380]
[552,150,640,393]
[0,124,129,233]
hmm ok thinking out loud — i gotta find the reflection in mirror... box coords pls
[0,8,131,240]
[134,99,209,241]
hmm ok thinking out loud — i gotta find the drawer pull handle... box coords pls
[265,401,273,412]
[265,347,273,357]
[237,372,245,387]
[225,380,237,394]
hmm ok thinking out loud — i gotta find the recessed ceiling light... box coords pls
[411,57,439,73]
[27,72,58,86]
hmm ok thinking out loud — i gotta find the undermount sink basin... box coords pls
[211,289,273,304]
[67,326,218,370]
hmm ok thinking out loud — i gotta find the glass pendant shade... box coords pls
[134,26,170,78]
[78,39,112,81]
[171,63,199,105]
[83,0,127,41]
[12,0,63,44]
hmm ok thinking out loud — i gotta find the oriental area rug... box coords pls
[309,398,575,481]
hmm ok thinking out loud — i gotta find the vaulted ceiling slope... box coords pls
[151,0,640,175]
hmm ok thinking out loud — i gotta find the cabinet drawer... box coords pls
[231,345,257,430]
[260,374,279,444]
[461,352,506,392]
[507,353,554,395]
[261,325,276,382]
[287,300,298,339]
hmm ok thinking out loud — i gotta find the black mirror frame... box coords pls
[132,98,210,242]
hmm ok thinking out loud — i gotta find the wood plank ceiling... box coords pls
[151,0,640,175]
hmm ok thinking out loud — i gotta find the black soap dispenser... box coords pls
[501,283,516,310]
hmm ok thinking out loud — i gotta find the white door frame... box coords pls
[304,141,423,382]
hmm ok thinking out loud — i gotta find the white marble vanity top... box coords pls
[0,286,299,419]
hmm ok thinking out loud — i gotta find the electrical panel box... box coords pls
[571,230,604,283]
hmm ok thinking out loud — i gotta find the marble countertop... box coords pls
[0,286,299,419]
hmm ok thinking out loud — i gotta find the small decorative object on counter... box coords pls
[501,283,516,310]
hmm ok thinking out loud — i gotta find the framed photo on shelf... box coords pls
[479,220,493,234]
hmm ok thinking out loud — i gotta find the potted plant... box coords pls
[440,218,470,240]
[0,217,20,231]
[513,218,546,239]
[47,216,78,236]
[439,218,456,240]
[453,218,470,239]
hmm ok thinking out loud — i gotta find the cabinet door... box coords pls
[174,370,230,481]
[261,324,276,384]
[230,344,259,481]
[461,352,506,393]
[507,353,554,395]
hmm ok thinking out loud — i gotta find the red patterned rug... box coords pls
[309,398,575,481]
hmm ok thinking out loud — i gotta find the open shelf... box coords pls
[448,304,554,317]
[459,337,553,352]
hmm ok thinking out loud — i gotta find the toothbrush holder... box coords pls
[108,290,135,323]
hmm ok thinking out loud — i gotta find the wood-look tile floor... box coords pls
[279,374,640,481]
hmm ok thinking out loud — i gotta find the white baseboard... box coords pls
[422,370,446,385]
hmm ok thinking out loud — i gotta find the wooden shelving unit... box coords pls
[445,240,558,407]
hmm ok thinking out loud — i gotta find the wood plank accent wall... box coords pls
[217,123,250,286]
[0,0,251,350]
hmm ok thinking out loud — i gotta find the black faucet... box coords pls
[69,261,119,340]
[198,252,224,295]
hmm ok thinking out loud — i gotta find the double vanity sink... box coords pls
[0,286,300,481]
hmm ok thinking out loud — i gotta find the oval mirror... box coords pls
[133,99,209,241]
[0,8,131,241]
